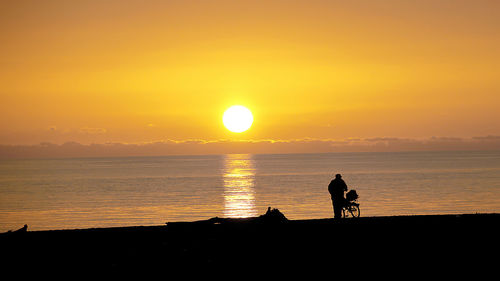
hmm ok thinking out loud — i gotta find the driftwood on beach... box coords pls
[167,207,288,226]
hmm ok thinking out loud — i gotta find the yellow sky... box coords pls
[1,0,499,147]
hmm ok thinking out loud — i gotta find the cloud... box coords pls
[78,127,107,134]
[0,136,499,159]
[472,135,500,140]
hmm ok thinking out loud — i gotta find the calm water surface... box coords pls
[0,151,499,231]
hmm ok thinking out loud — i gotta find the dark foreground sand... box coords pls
[1,213,498,275]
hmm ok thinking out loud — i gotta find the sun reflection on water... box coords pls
[223,154,257,218]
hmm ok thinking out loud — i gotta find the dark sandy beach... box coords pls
[1,213,498,275]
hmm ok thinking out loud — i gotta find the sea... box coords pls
[1,151,499,231]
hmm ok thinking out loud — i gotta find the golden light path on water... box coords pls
[223,154,257,218]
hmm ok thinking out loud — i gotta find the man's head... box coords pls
[335,174,342,179]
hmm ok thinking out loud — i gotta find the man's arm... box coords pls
[328,181,334,195]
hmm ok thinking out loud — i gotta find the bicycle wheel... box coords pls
[343,205,353,218]
[349,204,360,218]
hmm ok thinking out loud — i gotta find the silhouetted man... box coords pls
[328,174,348,219]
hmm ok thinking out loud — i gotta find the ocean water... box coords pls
[0,151,499,231]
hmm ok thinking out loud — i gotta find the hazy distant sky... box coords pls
[1,0,499,151]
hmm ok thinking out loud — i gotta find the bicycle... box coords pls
[342,189,360,218]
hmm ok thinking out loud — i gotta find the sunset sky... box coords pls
[1,0,499,155]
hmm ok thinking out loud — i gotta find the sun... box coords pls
[223,105,253,133]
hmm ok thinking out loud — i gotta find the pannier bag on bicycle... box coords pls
[346,190,359,202]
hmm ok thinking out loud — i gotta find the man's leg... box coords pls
[333,199,342,219]
[331,199,336,218]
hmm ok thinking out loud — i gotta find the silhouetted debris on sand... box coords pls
[4,224,27,236]
[260,207,288,222]
[13,224,28,233]
[1,213,498,274]
[170,207,287,226]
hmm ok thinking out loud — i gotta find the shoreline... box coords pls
[3,212,497,233]
[2,213,498,272]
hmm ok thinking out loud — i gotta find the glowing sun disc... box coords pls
[223,105,253,133]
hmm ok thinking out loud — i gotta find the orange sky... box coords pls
[1,0,499,151]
